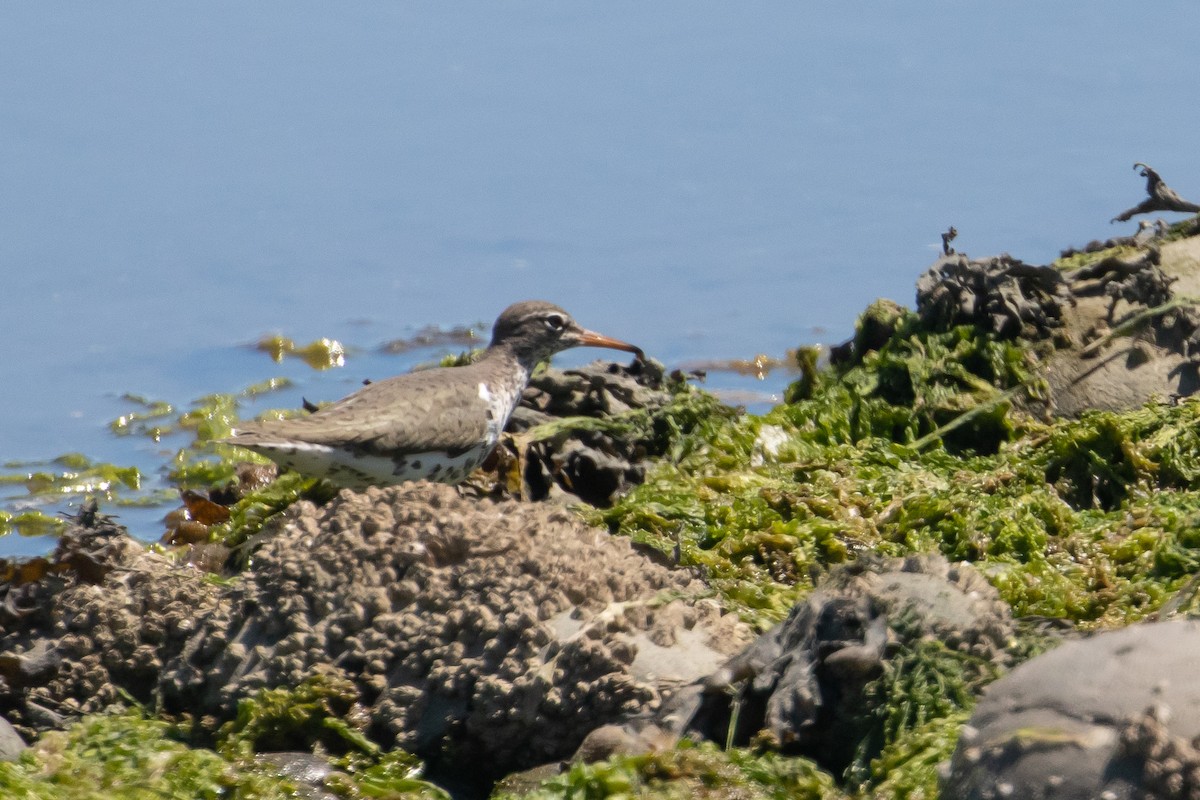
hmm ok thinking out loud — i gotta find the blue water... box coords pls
[2,3,1199,550]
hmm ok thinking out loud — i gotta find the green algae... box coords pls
[0,708,447,800]
[596,305,1200,631]
[168,382,297,486]
[857,713,966,800]
[331,752,452,800]
[0,509,65,538]
[785,317,1039,454]
[0,453,144,538]
[493,740,845,800]
[0,379,299,540]
[438,349,484,368]
[1051,218,1200,276]
[1051,217,1200,274]
[0,712,299,799]
[215,674,450,799]
[0,454,142,498]
[0,678,446,800]
[113,379,325,545]
[209,471,337,549]
[109,395,175,440]
[216,672,376,759]
[256,334,348,370]
[1052,243,1141,272]
[845,635,996,787]
[602,396,1200,628]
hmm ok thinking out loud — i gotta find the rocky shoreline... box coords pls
[4,204,1200,798]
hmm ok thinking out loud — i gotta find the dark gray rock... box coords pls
[943,619,1200,800]
[674,554,1014,775]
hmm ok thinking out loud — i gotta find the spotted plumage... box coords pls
[222,301,642,488]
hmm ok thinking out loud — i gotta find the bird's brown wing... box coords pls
[226,366,491,458]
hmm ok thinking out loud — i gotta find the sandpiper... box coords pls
[222,300,643,488]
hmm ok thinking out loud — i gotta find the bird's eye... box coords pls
[543,314,566,332]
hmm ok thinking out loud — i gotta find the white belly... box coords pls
[248,441,489,489]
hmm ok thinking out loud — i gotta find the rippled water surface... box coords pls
[3,3,1199,549]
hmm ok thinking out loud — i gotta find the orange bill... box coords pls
[577,328,645,360]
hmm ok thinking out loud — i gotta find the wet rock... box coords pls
[942,619,1200,800]
[492,765,565,797]
[0,639,62,690]
[159,483,751,782]
[678,555,1014,775]
[1118,704,1200,800]
[522,359,669,419]
[854,298,907,356]
[573,721,680,763]
[495,715,686,793]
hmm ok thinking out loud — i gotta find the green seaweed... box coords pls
[0,709,447,800]
[0,379,301,540]
[0,452,144,537]
[598,301,1200,631]
[216,671,374,759]
[256,335,348,370]
[215,674,450,799]
[844,635,996,788]
[493,740,846,800]
[1051,217,1200,272]
[109,395,175,440]
[0,509,66,538]
[207,471,337,548]
[1051,243,1141,272]
[0,454,142,498]
[330,751,452,800]
[0,712,299,799]
[858,713,967,800]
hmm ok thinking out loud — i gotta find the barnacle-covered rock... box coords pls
[1117,704,1200,800]
[159,482,751,783]
[0,503,224,738]
[943,619,1200,800]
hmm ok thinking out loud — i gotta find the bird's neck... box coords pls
[475,345,536,430]
[481,342,541,379]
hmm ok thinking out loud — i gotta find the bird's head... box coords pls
[489,300,643,367]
